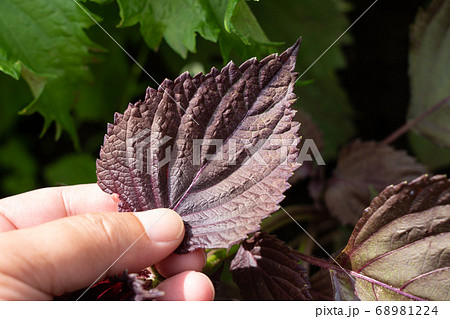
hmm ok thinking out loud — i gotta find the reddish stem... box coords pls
[382,94,450,145]
[294,252,425,301]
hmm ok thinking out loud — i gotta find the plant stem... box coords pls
[294,252,425,301]
[382,94,450,145]
[294,252,340,270]
[149,266,164,287]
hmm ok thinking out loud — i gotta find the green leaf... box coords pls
[208,0,277,63]
[20,78,80,145]
[224,0,280,46]
[0,47,20,80]
[44,153,97,186]
[408,0,450,148]
[117,0,220,58]
[332,175,450,300]
[251,0,354,160]
[116,0,277,61]
[0,0,99,145]
[0,0,97,78]
[203,245,239,274]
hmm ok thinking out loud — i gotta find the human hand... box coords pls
[0,184,214,301]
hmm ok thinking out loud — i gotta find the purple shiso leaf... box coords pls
[333,174,450,301]
[97,39,302,252]
[230,232,311,300]
[325,140,427,225]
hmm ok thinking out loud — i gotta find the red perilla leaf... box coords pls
[324,140,427,225]
[332,174,450,301]
[96,39,302,252]
[230,232,311,300]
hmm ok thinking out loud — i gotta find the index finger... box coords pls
[0,184,119,232]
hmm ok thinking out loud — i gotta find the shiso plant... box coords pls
[0,0,449,301]
[91,39,450,301]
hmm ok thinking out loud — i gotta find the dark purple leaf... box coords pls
[230,232,311,300]
[55,269,163,301]
[97,39,302,252]
[325,140,427,225]
[332,174,450,300]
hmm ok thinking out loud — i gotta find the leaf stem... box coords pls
[294,252,340,270]
[149,266,164,287]
[294,252,426,301]
[382,94,450,145]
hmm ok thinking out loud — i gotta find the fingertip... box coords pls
[133,209,184,243]
[156,271,215,301]
[156,249,206,278]
[184,272,214,301]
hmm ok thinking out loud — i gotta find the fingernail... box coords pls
[134,209,184,242]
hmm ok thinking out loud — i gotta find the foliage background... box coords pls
[0,0,449,200]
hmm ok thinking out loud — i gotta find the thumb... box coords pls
[0,209,184,300]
